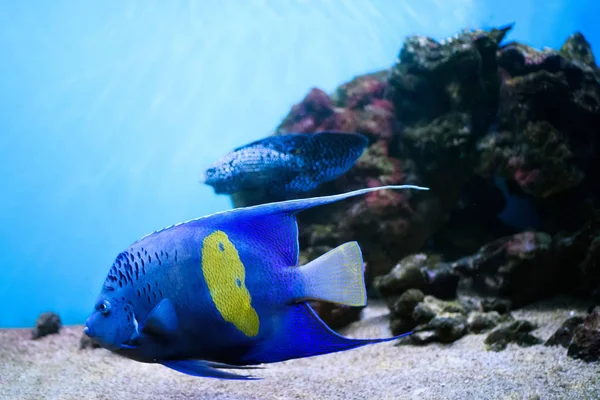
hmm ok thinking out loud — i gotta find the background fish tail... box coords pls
[290,131,370,189]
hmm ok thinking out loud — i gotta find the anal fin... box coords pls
[241,303,410,365]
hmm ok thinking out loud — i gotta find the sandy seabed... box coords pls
[1,298,599,400]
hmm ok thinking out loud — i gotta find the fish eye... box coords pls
[98,300,111,315]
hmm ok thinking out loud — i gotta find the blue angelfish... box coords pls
[84,184,429,380]
[201,131,369,196]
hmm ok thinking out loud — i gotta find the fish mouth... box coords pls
[83,318,93,338]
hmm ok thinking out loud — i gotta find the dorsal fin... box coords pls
[232,133,309,152]
[191,185,429,268]
[225,185,428,218]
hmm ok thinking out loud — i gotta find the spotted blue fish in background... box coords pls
[84,184,429,380]
[201,131,369,196]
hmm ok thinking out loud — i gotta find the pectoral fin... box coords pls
[142,298,179,337]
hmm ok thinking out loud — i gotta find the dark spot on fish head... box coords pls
[218,242,225,252]
[235,278,242,288]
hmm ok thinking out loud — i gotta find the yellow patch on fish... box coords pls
[201,230,260,337]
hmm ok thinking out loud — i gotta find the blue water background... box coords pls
[0,1,597,327]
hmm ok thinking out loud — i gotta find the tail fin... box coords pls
[296,242,367,307]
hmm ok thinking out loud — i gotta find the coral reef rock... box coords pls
[452,231,559,308]
[454,220,600,306]
[374,253,459,300]
[31,312,62,339]
[387,25,510,127]
[392,294,511,344]
[484,320,543,351]
[567,306,600,362]
[227,24,600,330]
[545,316,585,348]
[468,311,504,333]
